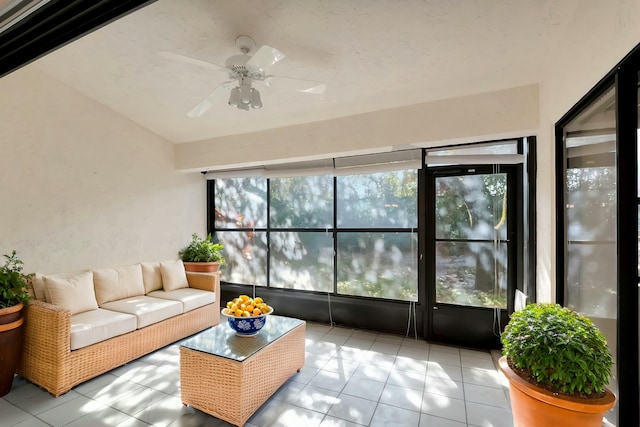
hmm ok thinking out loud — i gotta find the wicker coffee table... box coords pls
[180,315,306,426]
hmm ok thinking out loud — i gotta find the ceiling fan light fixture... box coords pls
[240,81,252,105]
[241,92,251,104]
[250,89,262,109]
[228,87,240,107]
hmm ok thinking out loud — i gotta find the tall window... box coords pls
[269,176,334,292]
[212,170,418,301]
[561,86,618,320]
[558,83,619,425]
[336,171,418,300]
[214,177,268,285]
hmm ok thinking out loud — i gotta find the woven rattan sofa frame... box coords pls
[17,271,220,397]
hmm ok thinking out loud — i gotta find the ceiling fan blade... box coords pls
[187,81,235,118]
[246,45,285,75]
[263,76,326,94]
[159,51,226,73]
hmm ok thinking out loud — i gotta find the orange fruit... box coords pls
[226,295,271,317]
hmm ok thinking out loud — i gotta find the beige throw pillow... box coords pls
[43,271,98,315]
[141,262,163,294]
[160,260,189,291]
[93,264,146,306]
[29,274,48,302]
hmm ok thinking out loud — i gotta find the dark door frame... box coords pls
[423,163,520,348]
[555,42,640,426]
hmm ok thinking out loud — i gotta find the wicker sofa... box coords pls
[17,260,221,396]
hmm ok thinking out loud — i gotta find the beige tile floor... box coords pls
[0,322,513,426]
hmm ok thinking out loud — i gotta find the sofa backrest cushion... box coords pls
[93,264,146,306]
[141,262,163,293]
[160,260,189,291]
[43,270,99,315]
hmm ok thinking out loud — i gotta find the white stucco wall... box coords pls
[0,67,206,273]
[175,84,539,172]
[535,0,640,302]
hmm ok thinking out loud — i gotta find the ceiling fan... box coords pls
[160,36,326,116]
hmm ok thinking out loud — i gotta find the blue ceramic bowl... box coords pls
[221,307,273,336]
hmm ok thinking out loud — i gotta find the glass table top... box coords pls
[180,315,305,362]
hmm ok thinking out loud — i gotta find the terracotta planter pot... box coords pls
[0,303,25,397]
[0,303,23,324]
[182,261,221,273]
[499,356,615,427]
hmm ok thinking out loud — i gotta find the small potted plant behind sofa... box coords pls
[179,233,226,273]
[0,250,31,397]
[500,303,616,427]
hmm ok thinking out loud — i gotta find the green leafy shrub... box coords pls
[0,250,31,308]
[501,303,612,397]
[179,233,226,266]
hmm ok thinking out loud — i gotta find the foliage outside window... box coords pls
[434,173,508,309]
[337,232,417,300]
[270,176,333,228]
[565,163,617,318]
[213,170,418,301]
[337,172,417,228]
[214,177,267,229]
[216,230,268,286]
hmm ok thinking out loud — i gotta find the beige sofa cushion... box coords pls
[100,296,183,329]
[160,260,188,291]
[148,288,216,313]
[70,308,137,350]
[141,262,163,293]
[43,271,98,315]
[93,264,146,306]
[29,274,49,302]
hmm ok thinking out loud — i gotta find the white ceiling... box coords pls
[31,0,575,144]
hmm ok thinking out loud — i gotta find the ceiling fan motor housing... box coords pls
[225,55,264,80]
[235,35,256,54]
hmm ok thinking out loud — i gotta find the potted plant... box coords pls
[179,233,226,273]
[500,303,616,427]
[0,250,31,397]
